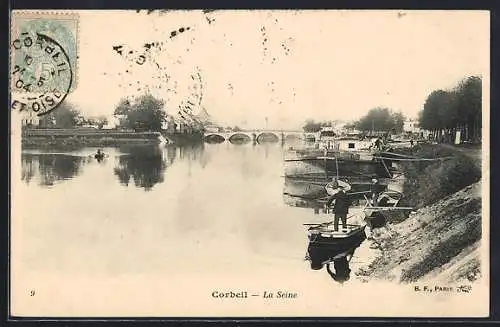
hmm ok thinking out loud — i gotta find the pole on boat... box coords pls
[323,147,328,179]
[335,157,339,179]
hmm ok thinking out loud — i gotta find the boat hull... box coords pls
[284,153,393,178]
[308,225,367,246]
[283,177,326,199]
[283,175,389,201]
[307,225,367,268]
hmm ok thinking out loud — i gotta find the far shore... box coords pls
[21,127,204,148]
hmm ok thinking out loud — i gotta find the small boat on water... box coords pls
[94,149,106,160]
[305,223,367,269]
[307,223,367,247]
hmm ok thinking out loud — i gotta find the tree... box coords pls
[454,76,481,142]
[39,102,81,128]
[113,94,167,131]
[420,90,448,132]
[302,119,323,133]
[95,115,109,129]
[113,146,166,191]
[354,107,405,133]
[343,122,357,131]
[392,112,405,134]
[419,76,482,143]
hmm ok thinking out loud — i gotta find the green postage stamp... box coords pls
[10,11,79,116]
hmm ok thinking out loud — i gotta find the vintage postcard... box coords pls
[10,9,490,318]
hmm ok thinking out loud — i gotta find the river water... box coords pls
[15,141,378,316]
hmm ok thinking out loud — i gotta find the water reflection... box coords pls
[113,145,168,191]
[326,251,354,283]
[19,140,384,292]
[165,145,177,165]
[305,226,366,284]
[283,194,325,213]
[21,153,87,186]
[177,143,205,162]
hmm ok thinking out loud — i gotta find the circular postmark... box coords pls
[11,20,75,117]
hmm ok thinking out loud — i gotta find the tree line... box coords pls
[31,93,207,133]
[419,76,481,143]
[36,103,108,129]
[302,108,405,134]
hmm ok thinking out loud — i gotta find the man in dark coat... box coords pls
[326,186,351,232]
[374,138,382,151]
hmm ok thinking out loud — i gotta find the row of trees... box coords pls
[352,107,405,134]
[419,76,481,143]
[113,94,210,133]
[34,93,207,133]
[302,120,335,133]
[302,108,405,134]
[37,103,108,129]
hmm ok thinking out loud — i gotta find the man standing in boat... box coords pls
[325,185,351,232]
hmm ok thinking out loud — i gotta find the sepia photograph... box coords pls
[10,9,489,318]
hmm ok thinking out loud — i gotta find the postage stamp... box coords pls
[10,11,78,116]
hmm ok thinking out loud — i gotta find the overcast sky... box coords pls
[62,10,488,129]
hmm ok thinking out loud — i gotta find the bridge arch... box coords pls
[228,132,252,144]
[256,132,280,143]
[204,133,226,143]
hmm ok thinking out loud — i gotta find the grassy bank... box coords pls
[356,143,483,284]
[357,181,482,284]
[394,143,481,209]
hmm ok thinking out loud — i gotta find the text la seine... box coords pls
[212,291,298,299]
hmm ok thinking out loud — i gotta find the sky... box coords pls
[56,10,488,130]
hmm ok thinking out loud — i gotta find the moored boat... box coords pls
[283,175,390,201]
[307,223,367,247]
[284,129,394,178]
[283,177,327,199]
[284,154,394,179]
[306,224,367,269]
[306,227,366,270]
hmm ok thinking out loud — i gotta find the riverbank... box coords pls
[355,143,484,284]
[20,128,204,149]
[163,131,203,145]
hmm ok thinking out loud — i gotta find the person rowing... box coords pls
[95,149,105,160]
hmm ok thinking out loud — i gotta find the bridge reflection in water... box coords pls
[204,130,308,144]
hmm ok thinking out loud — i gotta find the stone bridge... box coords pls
[204,130,315,143]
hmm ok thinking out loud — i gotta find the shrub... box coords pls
[396,145,480,208]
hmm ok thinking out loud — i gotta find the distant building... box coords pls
[204,124,222,133]
[21,111,40,127]
[403,118,420,133]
